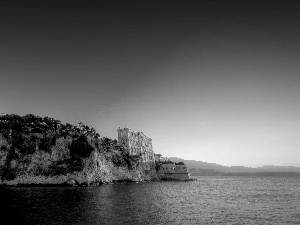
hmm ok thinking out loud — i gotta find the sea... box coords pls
[1,176,300,224]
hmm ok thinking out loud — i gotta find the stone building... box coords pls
[159,162,191,181]
[117,127,155,170]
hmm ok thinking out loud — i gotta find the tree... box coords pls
[70,134,94,158]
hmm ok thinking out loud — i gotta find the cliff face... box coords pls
[81,150,154,185]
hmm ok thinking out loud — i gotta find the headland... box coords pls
[0,114,192,187]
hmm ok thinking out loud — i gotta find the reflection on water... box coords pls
[1,176,300,224]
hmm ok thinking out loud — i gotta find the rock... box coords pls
[67,179,76,186]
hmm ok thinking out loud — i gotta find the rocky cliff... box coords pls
[0,149,158,186]
[0,114,158,186]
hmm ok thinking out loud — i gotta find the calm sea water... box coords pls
[1,176,300,224]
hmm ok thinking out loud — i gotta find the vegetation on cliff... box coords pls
[0,114,155,186]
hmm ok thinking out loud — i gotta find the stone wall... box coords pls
[117,127,155,171]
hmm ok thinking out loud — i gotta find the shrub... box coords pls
[70,134,94,158]
[27,151,52,176]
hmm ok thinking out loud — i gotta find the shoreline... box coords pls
[0,175,197,187]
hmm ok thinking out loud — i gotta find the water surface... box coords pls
[1,176,300,224]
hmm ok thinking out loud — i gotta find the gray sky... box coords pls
[1,0,299,167]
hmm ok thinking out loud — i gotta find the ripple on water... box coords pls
[1,176,300,224]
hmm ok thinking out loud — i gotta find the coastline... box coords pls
[0,173,160,187]
[0,172,197,187]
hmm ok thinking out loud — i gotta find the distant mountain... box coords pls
[169,157,300,173]
[258,165,300,173]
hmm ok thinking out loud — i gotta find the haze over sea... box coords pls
[2,176,300,224]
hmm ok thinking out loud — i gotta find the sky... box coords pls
[1,0,300,167]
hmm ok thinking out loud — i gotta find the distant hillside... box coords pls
[169,157,300,173]
[258,165,300,173]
